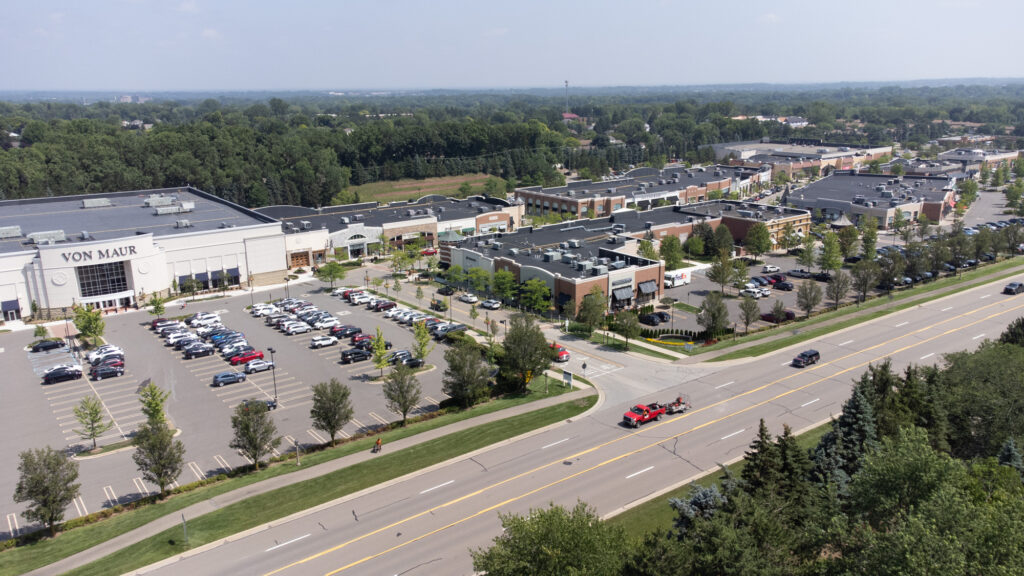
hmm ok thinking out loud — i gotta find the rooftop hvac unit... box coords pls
[568,239,581,248]
[175,220,191,228]
[340,216,350,224]
[644,221,654,229]
[27,230,66,244]
[406,210,415,217]
[592,265,608,275]
[562,253,575,263]
[81,198,112,208]
[509,248,519,255]
[610,260,627,270]
[0,225,22,239]
[353,214,365,221]
[179,201,195,212]
[300,221,311,230]
[543,251,558,262]
[559,241,569,249]
[437,206,445,213]
[144,195,174,207]
[477,206,487,213]
[155,206,181,215]
[598,257,611,266]
[491,242,502,250]
[567,190,575,197]
[219,222,229,228]
[80,231,91,240]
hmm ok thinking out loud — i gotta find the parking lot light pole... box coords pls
[267,347,278,402]
[284,277,290,298]
[62,307,71,350]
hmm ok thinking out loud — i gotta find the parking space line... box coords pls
[368,412,390,426]
[213,455,231,473]
[187,461,206,481]
[6,513,20,537]
[350,418,366,431]
[103,485,117,507]
[73,496,88,517]
[133,477,151,496]
[337,429,351,439]
[307,429,327,443]
[238,453,254,464]
[424,396,440,406]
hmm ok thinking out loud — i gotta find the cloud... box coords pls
[758,13,781,25]
[178,0,199,13]
[201,28,220,40]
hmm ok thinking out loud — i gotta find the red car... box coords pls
[420,248,438,256]
[230,350,264,365]
[351,333,372,344]
[150,317,168,329]
[550,343,570,362]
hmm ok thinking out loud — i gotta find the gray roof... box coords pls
[517,165,762,202]
[257,196,511,234]
[794,172,952,205]
[0,187,276,255]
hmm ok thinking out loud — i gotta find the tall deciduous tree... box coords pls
[576,286,607,331]
[851,259,880,303]
[73,306,105,347]
[519,278,551,314]
[73,395,114,450]
[738,295,760,334]
[491,269,517,302]
[744,222,772,262]
[309,378,353,446]
[697,290,729,339]
[837,225,860,258]
[714,224,735,256]
[132,419,185,497]
[467,267,490,293]
[659,235,685,270]
[615,310,642,350]
[14,447,80,536]
[148,297,166,317]
[796,280,822,318]
[817,231,842,275]
[707,250,735,293]
[443,339,491,407]
[779,222,798,252]
[498,313,551,393]
[860,215,879,258]
[638,238,659,261]
[138,382,171,426]
[797,233,816,271]
[683,234,704,259]
[229,400,281,470]
[372,326,389,377]
[826,270,852,309]
[412,320,435,360]
[315,261,347,288]
[383,365,421,426]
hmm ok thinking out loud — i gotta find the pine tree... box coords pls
[998,437,1024,476]
[741,419,781,494]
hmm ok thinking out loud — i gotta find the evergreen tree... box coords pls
[741,419,781,494]
[997,437,1024,477]
[812,385,880,489]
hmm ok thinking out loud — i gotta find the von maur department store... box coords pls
[0,187,332,321]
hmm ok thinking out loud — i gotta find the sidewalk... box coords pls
[27,387,597,576]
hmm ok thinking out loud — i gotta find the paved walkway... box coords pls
[28,386,597,576]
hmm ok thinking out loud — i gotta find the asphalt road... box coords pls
[138,275,1024,576]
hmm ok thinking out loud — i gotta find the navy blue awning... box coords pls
[210,270,222,280]
[1,299,19,312]
[177,275,190,287]
[195,272,209,282]
[227,267,240,276]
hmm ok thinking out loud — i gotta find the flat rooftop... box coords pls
[255,195,513,233]
[794,172,952,205]
[719,141,890,161]
[0,187,276,255]
[517,165,762,201]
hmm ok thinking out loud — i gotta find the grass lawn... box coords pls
[1,388,590,576]
[606,420,831,536]
[344,174,499,203]
[672,301,700,314]
[61,396,596,576]
[587,332,678,361]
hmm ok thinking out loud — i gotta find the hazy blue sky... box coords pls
[3,0,1021,91]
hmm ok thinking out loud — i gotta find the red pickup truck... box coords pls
[623,403,666,427]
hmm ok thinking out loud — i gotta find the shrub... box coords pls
[567,321,592,336]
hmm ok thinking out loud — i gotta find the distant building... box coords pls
[714,139,892,179]
[937,148,1018,168]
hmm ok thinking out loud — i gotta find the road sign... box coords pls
[562,371,573,387]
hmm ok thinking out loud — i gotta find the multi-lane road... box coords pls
[136,275,1024,575]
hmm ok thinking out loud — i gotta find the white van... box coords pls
[665,269,691,287]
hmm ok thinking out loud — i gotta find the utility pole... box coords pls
[564,80,569,115]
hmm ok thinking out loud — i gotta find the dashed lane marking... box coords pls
[625,466,654,479]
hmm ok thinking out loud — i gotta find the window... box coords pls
[76,262,128,298]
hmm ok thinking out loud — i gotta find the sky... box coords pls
[3,0,1023,92]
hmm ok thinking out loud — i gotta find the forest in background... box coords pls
[2,84,1024,208]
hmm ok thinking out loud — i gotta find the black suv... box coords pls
[90,365,124,381]
[354,338,392,351]
[640,313,661,326]
[437,285,455,296]
[340,348,372,364]
[184,344,215,359]
[31,339,65,353]
[42,366,82,384]
[1004,282,1024,295]
[792,349,821,368]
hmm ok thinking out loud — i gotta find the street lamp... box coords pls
[267,347,278,403]
[284,277,290,298]
[62,307,71,352]
[364,271,370,290]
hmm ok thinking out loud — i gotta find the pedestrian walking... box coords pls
[374,437,382,453]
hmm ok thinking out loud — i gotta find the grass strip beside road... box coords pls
[0,385,579,576]
[587,333,677,361]
[708,259,1024,361]
[62,396,597,576]
[606,420,830,536]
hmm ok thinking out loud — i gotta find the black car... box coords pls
[437,285,455,296]
[654,311,671,323]
[42,366,82,384]
[792,349,821,368]
[354,338,392,351]
[331,325,361,338]
[184,345,216,359]
[340,348,372,364]
[212,371,246,387]
[31,339,65,353]
[240,398,278,411]
[775,281,795,291]
[1004,282,1024,295]
[812,272,832,282]
[639,313,661,326]
[90,365,124,381]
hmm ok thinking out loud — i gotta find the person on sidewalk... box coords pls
[374,437,382,453]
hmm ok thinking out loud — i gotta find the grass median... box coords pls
[62,395,596,576]
[606,420,830,535]
[1,381,583,576]
[587,333,678,361]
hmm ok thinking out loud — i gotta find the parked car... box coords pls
[212,371,246,387]
[310,335,338,349]
[331,286,357,297]
[770,274,787,283]
[654,311,671,323]
[184,344,216,359]
[355,338,392,351]
[43,365,83,384]
[244,359,275,374]
[550,343,571,362]
[340,348,372,364]
[1004,282,1024,295]
[788,269,812,279]
[374,300,397,312]
[350,293,372,304]
[285,323,312,335]
[30,339,65,353]
[792,349,821,368]
[386,350,412,364]
[314,317,340,330]
[420,247,438,256]
[329,325,360,338]
[384,307,409,319]
[89,350,125,365]
[351,333,372,344]
[434,323,467,339]
[90,365,124,381]
[762,264,780,273]
[459,293,479,304]
[480,299,501,310]
[749,276,768,287]
[399,357,425,369]
[640,313,661,326]
[197,324,225,337]
[760,310,796,323]
[437,285,455,296]
[740,288,763,299]
[240,398,277,411]
[230,350,264,365]
[775,281,795,291]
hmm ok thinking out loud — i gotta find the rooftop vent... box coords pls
[144,195,174,207]
[300,220,312,230]
[27,230,66,244]
[80,231,91,240]
[0,225,22,239]
[81,198,112,209]
[175,219,192,228]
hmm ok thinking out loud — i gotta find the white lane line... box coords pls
[368,411,390,426]
[542,438,569,450]
[715,381,734,389]
[350,418,366,431]
[800,398,820,408]
[894,321,908,327]
[6,513,20,537]
[920,353,935,360]
[981,294,991,299]
[265,533,311,552]
[941,306,953,312]
[187,461,206,481]
[973,333,986,340]
[73,496,88,517]
[838,340,854,346]
[721,429,746,440]
[307,429,327,444]
[424,396,440,406]
[213,455,231,472]
[132,477,149,495]
[626,466,655,479]
[781,361,791,366]
[420,480,455,495]
[103,485,117,506]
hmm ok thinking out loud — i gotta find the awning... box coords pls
[210,270,222,280]
[195,272,209,282]
[227,267,240,277]
[177,275,190,287]
[638,281,658,295]
[1,299,19,312]
[612,287,633,301]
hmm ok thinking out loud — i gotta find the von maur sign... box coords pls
[61,245,138,263]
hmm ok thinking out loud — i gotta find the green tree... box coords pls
[443,338,491,407]
[415,285,424,302]
[683,234,704,259]
[309,378,353,447]
[383,365,421,426]
[779,222,798,252]
[741,419,781,494]
[14,447,80,536]
[638,238,659,261]
[315,261,347,288]
[392,276,402,295]
[797,233,816,271]
[659,235,685,270]
[138,382,171,426]
[706,250,735,293]
[492,269,517,302]
[467,267,490,293]
[615,310,642,350]
[999,317,1024,346]
[230,399,281,470]
[148,296,166,317]
[179,278,201,300]
[738,295,760,334]
[73,395,114,450]
[412,321,435,361]
[498,313,551,393]
[576,286,607,331]
[132,419,185,497]
[73,306,105,347]
[468,303,479,327]
[744,222,772,261]
[471,501,627,576]
[997,438,1024,476]
[817,231,842,275]
[33,324,47,338]
[860,215,879,258]
[713,224,734,255]
[771,299,788,323]
[697,290,729,339]
[796,280,822,318]
[811,385,879,491]
[372,326,389,377]
[445,264,465,288]
[519,278,551,313]
[837,225,860,259]
[826,270,852,309]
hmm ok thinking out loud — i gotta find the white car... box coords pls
[279,321,306,332]
[331,286,356,297]
[196,323,225,337]
[244,359,275,374]
[286,323,311,335]
[166,332,196,345]
[480,299,501,310]
[191,315,221,327]
[252,305,278,317]
[758,287,772,297]
[762,264,780,273]
[740,288,763,299]
[385,307,409,319]
[314,317,340,330]
[44,363,82,375]
[310,335,338,349]
[87,345,123,363]
[350,293,372,305]
[393,309,416,322]
[459,293,479,304]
